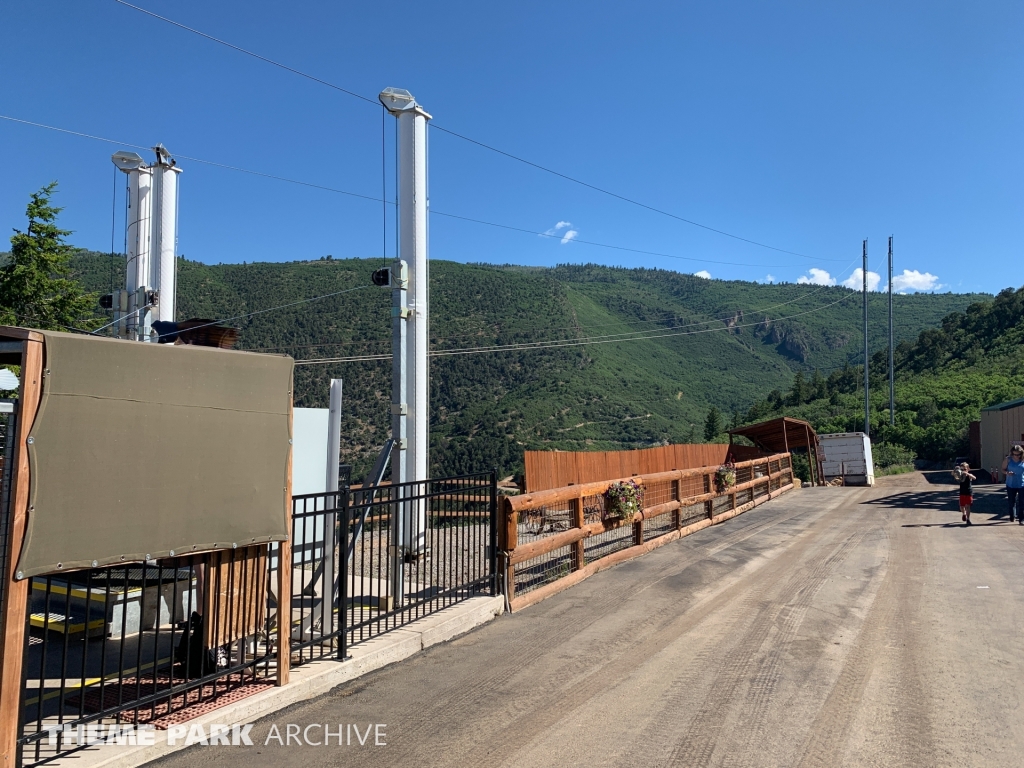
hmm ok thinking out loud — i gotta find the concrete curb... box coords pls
[50,596,504,768]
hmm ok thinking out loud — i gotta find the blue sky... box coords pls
[0,0,1020,294]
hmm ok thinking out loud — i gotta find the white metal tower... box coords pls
[110,146,181,339]
[380,87,431,571]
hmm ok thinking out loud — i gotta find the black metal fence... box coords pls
[287,471,498,666]
[11,470,497,766]
[18,550,275,766]
[0,400,17,632]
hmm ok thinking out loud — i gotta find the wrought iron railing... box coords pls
[286,471,498,666]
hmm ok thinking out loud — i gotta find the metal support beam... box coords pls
[888,236,895,427]
[863,239,870,437]
[381,87,431,593]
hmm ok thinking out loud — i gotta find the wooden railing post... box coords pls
[0,336,44,767]
[672,477,681,529]
[570,495,585,571]
[502,497,517,603]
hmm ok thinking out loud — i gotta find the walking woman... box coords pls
[1001,445,1024,523]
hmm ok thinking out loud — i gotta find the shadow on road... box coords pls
[862,485,1014,528]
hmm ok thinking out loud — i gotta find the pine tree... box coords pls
[0,183,97,331]
[704,406,723,442]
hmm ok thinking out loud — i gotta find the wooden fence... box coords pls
[500,453,794,611]
[523,443,764,492]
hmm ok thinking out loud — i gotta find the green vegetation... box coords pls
[0,184,98,331]
[743,287,1024,463]
[17,245,989,480]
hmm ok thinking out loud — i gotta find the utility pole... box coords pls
[380,87,431,600]
[888,236,894,427]
[863,239,870,436]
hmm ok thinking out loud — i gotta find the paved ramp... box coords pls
[154,473,1024,767]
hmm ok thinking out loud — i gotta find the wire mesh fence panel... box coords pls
[642,513,675,541]
[641,480,675,508]
[679,503,709,528]
[18,551,275,766]
[712,495,734,515]
[583,524,633,563]
[512,546,574,596]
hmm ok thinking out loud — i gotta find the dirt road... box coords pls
[154,472,1024,767]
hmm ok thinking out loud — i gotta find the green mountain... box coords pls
[744,286,1024,463]
[68,250,988,479]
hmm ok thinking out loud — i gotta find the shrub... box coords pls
[873,442,916,469]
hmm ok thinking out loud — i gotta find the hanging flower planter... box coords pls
[605,479,644,522]
[715,464,737,493]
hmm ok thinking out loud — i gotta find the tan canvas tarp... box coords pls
[15,331,293,578]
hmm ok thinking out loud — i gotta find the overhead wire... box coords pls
[110,1,378,106]
[247,257,861,353]
[109,0,846,264]
[0,114,821,270]
[294,288,862,365]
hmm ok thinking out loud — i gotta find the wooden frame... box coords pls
[0,329,44,766]
[501,453,796,612]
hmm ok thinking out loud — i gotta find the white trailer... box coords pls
[819,432,875,486]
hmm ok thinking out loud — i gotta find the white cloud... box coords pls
[797,268,836,286]
[890,269,941,292]
[841,268,882,291]
[764,274,776,284]
[542,221,573,237]
[694,270,711,279]
[560,229,578,245]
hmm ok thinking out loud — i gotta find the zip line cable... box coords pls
[253,259,862,354]
[111,0,844,264]
[430,125,837,262]
[0,114,821,269]
[110,0,378,107]
[294,289,861,365]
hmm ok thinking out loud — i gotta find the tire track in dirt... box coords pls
[375,495,844,759]
[432,494,861,768]
[793,508,935,768]
[652,512,874,767]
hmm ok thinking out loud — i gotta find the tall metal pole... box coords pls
[888,236,894,426]
[863,239,870,436]
[151,144,181,324]
[381,87,431,594]
[112,151,153,341]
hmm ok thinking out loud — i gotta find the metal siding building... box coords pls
[980,398,1024,476]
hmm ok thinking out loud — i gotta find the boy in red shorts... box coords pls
[958,462,976,525]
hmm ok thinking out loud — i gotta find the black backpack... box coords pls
[175,611,217,678]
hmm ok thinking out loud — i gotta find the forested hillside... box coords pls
[744,287,1024,463]
[69,250,988,479]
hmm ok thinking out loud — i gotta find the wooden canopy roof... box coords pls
[728,416,818,454]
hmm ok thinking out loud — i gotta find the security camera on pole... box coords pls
[379,87,430,599]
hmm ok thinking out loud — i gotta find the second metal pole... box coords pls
[863,239,870,437]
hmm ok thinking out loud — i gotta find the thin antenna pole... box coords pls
[863,239,870,436]
[888,236,894,426]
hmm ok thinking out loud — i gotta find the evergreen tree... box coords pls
[811,368,826,399]
[704,406,723,442]
[0,183,97,331]
[788,371,807,405]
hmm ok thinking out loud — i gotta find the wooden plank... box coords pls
[509,457,782,513]
[0,339,42,766]
[204,546,266,648]
[510,480,796,612]
[0,327,44,342]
